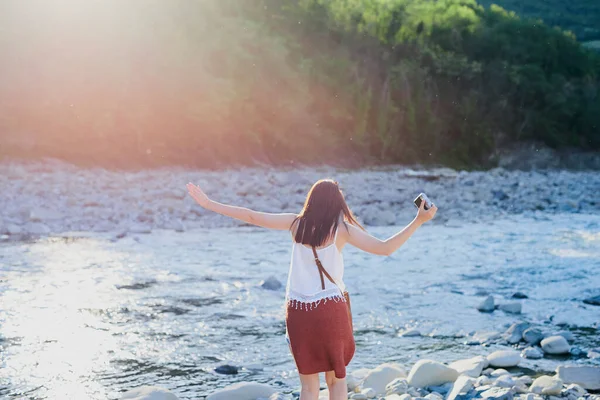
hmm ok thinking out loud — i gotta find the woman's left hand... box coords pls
[186,182,210,208]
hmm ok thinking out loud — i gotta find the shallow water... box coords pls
[1,214,599,399]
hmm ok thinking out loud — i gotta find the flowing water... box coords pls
[1,213,599,399]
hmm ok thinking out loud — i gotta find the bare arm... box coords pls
[186,182,296,230]
[344,201,437,256]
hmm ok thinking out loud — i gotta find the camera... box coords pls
[413,193,433,210]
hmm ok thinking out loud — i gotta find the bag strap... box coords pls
[311,246,338,290]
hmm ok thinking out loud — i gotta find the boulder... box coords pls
[260,276,283,291]
[487,350,521,368]
[206,382,276,400]
[498,303,522,314]
[362,363,407,395]
[447,376,475,400]
[449,356,487,378]
[121,386,179,400]
[503,323,530,344]
[522,328,544,345]
[530,376,563,395]
[477,296,495,312]
[407,360,459,388]
[521,347,543,360]
[540,336,570,354]
[556,366,600,390]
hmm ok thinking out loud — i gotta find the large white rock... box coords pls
[486,350,521,368]
[449,356,487,378]
[447,375,475,400]
[362,363,407,395]
[477,296,495,312]
[407,360,459,388]
[121,386,179,400]
[556,366,600,390]
[206,382,276,400]
[530,376,563,395]
[541,336,571,354]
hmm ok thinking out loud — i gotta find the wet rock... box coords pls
[562,384,587,398]
[530,376,563,395]
[515,376,533,386]
[399,329,422,337]
[503,323,530,344]
[214,364,238,375]
[362,363,407,395]
[556,366,600,390]
[121,386,179,400]
[449,356,487,378]
[521,347,543,360]
[487,350,521,368]
[477,296,495,312]
[349,393,367,400]
[495,375,516,388]
[511,292,528,299]
[427,382,453,395]
[555,331,575,342]
[583,296,600,306]
[480,387,513,400]
[476,376,493,387]
[424,393,443,400]
[541,336,570,354]
[447,376,475,400]
[498,302,522,314]
[490,369,510,377]
[386,378,409,395]
[260,276,283,291]
[522,328,544,345]
[407,360,459,388]
[206,382,276,400]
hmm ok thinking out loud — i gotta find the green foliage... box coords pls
[0,0,598,168]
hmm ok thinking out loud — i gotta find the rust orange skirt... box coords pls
[285,299,355,378]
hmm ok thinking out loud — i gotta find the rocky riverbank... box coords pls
[1,160,599,240]
[123,348,600,399]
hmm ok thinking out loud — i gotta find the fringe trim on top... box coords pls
[286,289,346,311]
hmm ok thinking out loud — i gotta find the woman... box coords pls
[186,179,437,400]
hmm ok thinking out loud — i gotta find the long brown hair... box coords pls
[291,179,364,247]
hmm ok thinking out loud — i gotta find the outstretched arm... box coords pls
[186,182,296,230]
[344,201,437,256]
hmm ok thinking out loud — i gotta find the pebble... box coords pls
[214,365,238,375]
[480,387,514,400]
[498,302,522,314]
[399,329,422,337]
[206,383,276,400]
[487,351,521,368]
[521,347,544,359]
[511,292,528,299]
[503,323,530,344]
[447,376,474,400]
[490,369,510,377]
[350,393,368,400]
[386,378,409,395]
[541,336,571,354]
[360,387,376,398]
[494,375,515,388]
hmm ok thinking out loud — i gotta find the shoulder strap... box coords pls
[312,246,337,290]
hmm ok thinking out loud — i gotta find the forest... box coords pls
[0,0,598,168]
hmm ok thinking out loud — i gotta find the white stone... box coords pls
[495,375,515,388]
[386,378,409,395]
[361,387,376,398]
[447,376,475,400]
[504,323,530,343]
[407,360,459,388]
[516,376,533,386]
[480,387,513,400]
[499,302,522,314]
[400,329,422,337]
[556,366,600,390]
[476,376,492,387]
[424,393,442,400]
[563,384,587,397]
[206,382,276,400]
[477,296,495,312]
[541,336,571,354]
[490,369,510,377]
[350,393,368,400]
[385,395,410,400]
[449,356,487,378]
[347,374,361,391]
[487,350,521,368]
[121,386,179,400]
[530,376,563,396]
[521,347,543,359]
[522,328,544,345]
[362,363,407,395]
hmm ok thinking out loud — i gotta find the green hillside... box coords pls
[479,0,600,42]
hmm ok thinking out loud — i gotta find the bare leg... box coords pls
[299,372,321,400]
[325,370,347,400]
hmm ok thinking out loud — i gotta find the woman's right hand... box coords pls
[416,200,437,224]
[186,182,210,208]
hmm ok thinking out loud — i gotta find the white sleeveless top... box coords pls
[285,228,346,310]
